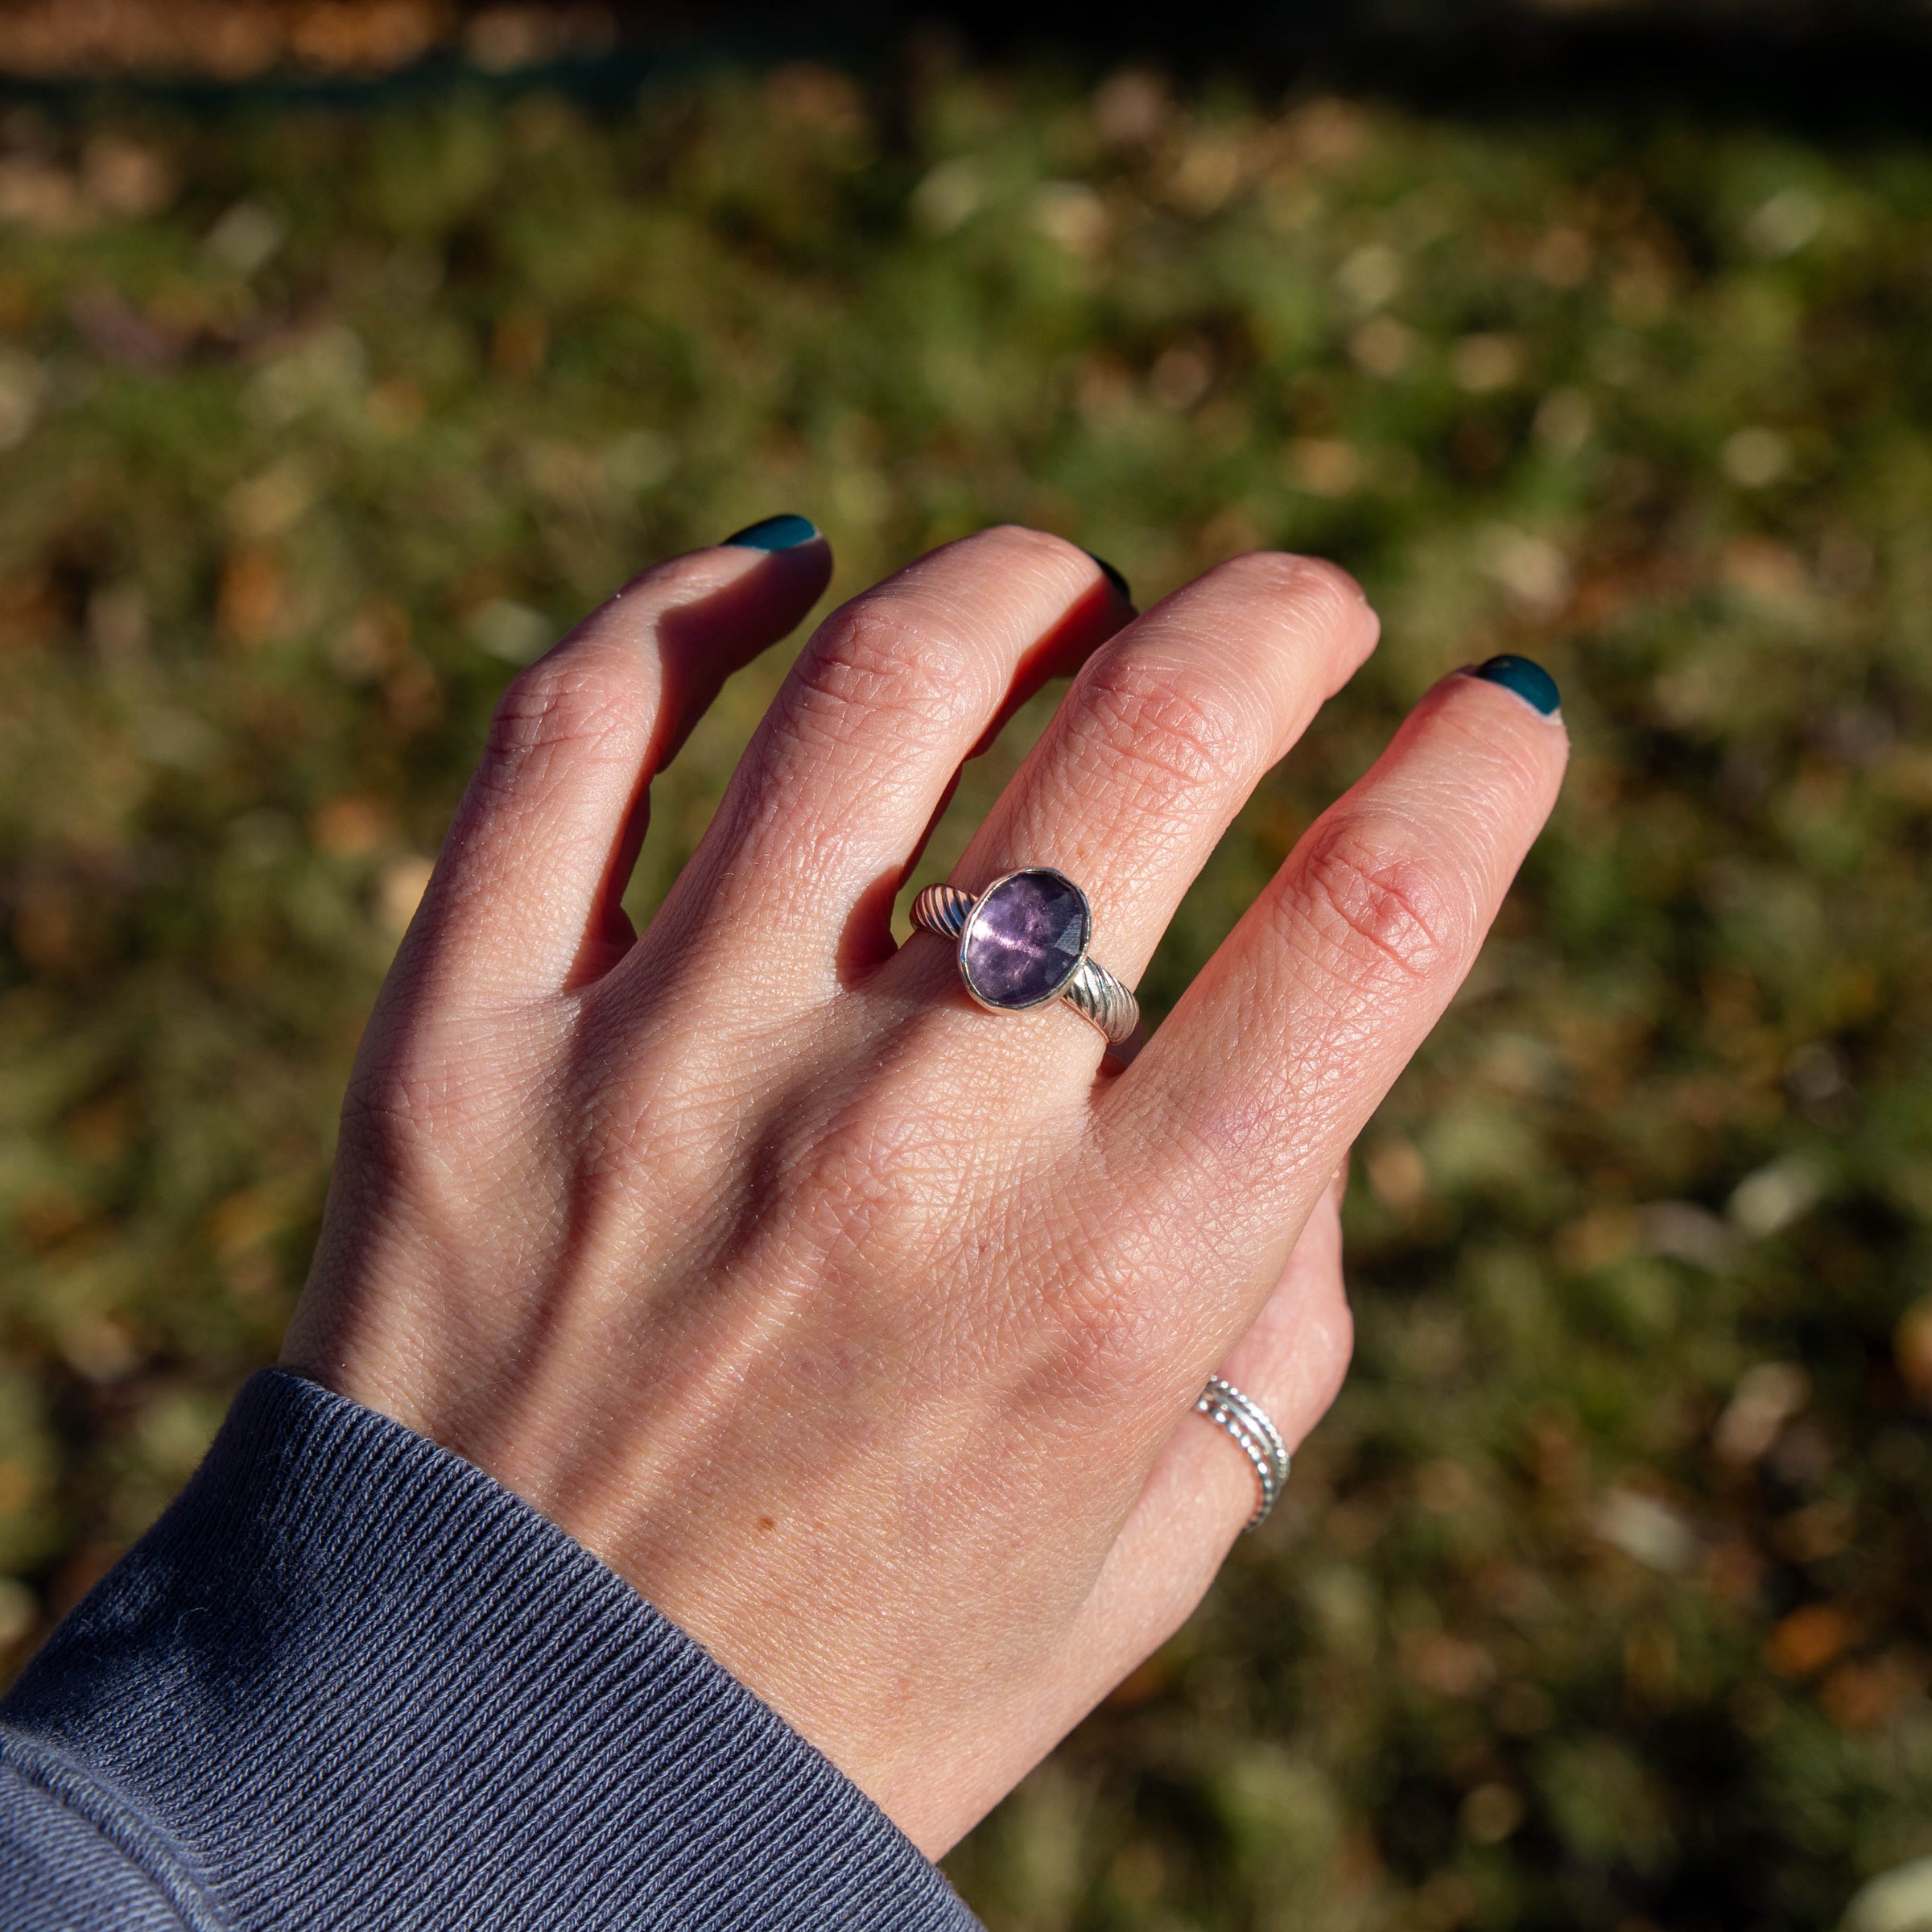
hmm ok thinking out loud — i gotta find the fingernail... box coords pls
[723,514,820,551]
[1081,550,1133,602]
[1469,653,1561,716]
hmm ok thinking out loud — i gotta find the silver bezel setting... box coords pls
[955,866,1092,1014]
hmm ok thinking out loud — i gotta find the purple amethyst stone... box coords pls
[959,869,1090,1009]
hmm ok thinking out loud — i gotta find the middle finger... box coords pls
[895,551,1377,1055]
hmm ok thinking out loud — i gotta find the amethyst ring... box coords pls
[911,867,1138,1046]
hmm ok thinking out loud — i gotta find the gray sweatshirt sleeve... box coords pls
[0,1369,981,1931]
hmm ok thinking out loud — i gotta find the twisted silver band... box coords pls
[911,880,1139,1046]
[1195,1375,1290,1530]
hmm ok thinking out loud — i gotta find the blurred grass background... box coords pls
[2,14,1931,1930]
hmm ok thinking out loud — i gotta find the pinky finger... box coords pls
[1066,1167,1354,1686]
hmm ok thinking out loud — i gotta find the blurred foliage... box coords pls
[1,51,1930,1932]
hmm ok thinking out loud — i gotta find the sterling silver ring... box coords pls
[911,869,1138,1046]
[1195,1375,1290,1530]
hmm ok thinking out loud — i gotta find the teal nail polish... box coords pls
[1471,653,1561,716]
[1081,550,1132,602]
[723,514,820,551]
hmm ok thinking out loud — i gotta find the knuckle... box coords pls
[974,520,1060,551]
[1193,551,1373,656]
[1030,1212,1182,1402]
[482,653,634,790]
[1287,818,1463,984]
[972,522,1088,574]
[1280,552,1368,619]
[342,1006,558,1191]
[1041,1275,1168,1405]
[339,1046,453,1168]
[793,1107,966,1268]
[781,599,973,748]
[1205,549,1358,608]
[1198,549,1308,597]
[1074,655,1255,805]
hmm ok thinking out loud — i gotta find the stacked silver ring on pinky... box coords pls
[1195,1376,1291,1530]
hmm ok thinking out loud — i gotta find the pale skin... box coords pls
[283,525,1567,1856]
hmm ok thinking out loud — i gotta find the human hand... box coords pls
[283,521,1567,1855]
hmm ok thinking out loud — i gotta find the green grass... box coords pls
[1,60,1930,1931]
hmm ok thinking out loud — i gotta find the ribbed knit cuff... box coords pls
[1,1369,980,1931]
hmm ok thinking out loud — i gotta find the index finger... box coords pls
[1100,657,1567,1281]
